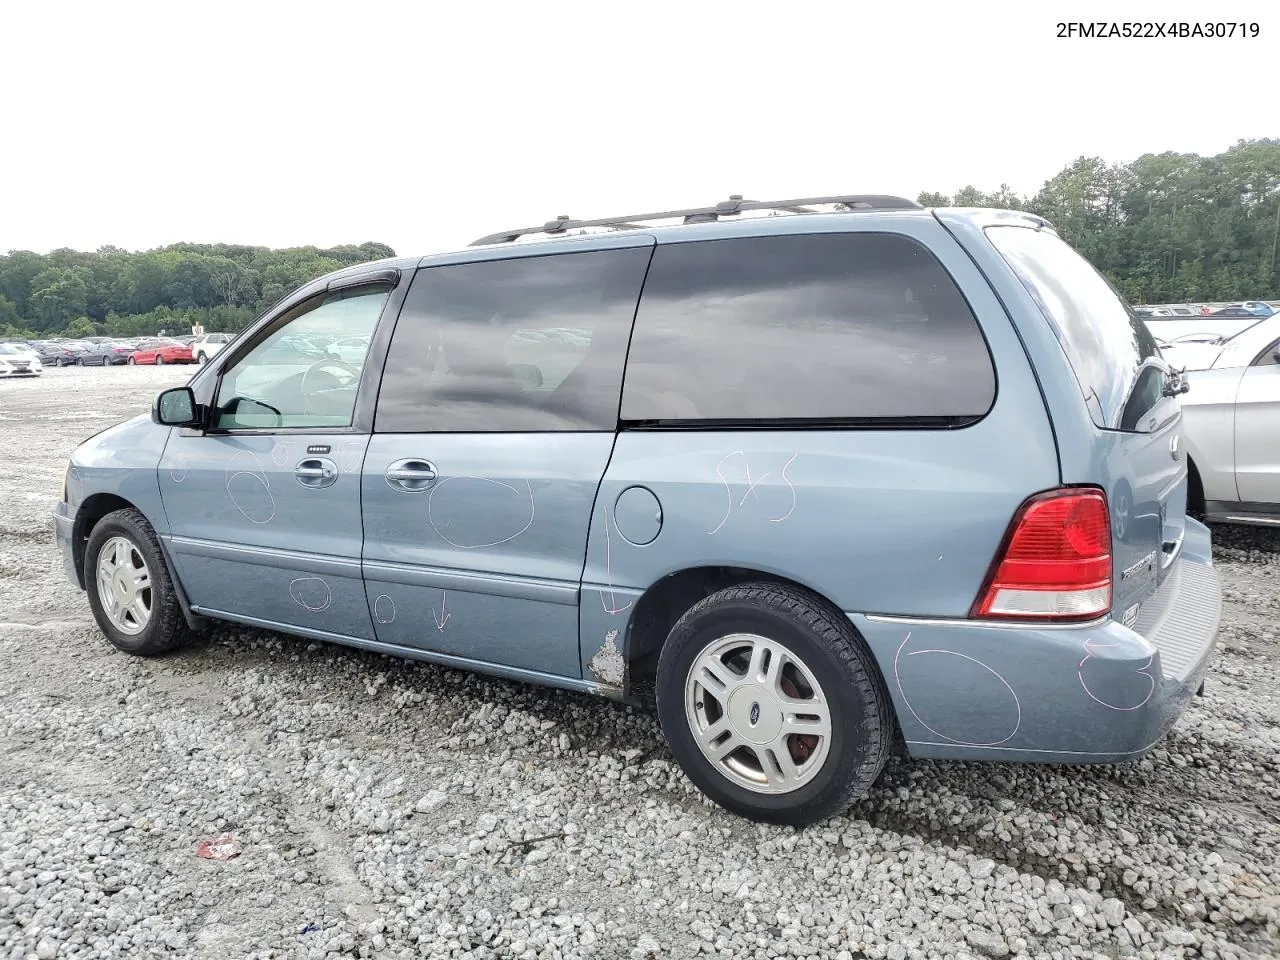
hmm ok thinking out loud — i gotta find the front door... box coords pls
[1234,337,1280,504]
[158,279,398,640]
[360,240,654,680]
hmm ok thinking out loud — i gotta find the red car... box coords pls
[127,339,195,365]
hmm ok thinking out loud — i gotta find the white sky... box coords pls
[1,0,1274,258]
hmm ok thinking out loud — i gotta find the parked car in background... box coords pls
[127,339,195,365]
[1160,312,1280,527]
[191,332,233,364]
[1211,306,1259,318]
[75,340,135,366]
[0,342,42,377]
[55,195,1222,827]
[326,335,372,364]
[42,340,96,365]
[1236,301,1275,317]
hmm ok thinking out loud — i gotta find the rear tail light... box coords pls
[971,487,1112,622]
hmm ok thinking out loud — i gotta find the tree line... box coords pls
[4,138,1279,339]
[0,241,396,340]
[917,138,1280,304]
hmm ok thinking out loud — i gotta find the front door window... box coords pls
[214,285,390,430]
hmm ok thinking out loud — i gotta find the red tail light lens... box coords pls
[972,488,1112,622]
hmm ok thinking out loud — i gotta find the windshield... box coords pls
[986,225,1162,431]
[0,344,26,355]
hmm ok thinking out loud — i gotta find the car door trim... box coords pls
[362,558,578,605]
[167,535,364,578]
[181,606,613,696]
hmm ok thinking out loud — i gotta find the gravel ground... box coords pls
[1,366,1278,960]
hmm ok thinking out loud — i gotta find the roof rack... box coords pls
[470,193,922,246]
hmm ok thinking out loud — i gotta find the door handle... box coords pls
[295,457,338,488]
[385,458,437,492]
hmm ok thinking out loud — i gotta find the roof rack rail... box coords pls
[470,193,922,246]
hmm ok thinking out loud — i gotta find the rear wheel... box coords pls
[156,355,165,365]
[85,508,191,656]
[656,582,894,826]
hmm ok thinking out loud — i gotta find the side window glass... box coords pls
[1254,338,1280,367]
[214,284,391,430]
[376,246,652,432]
[620,233,996,423]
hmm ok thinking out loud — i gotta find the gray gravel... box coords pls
[2,366,1278,960]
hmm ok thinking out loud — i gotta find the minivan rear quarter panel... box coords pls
[580,214,1063,692]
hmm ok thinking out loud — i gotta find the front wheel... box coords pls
[656,582,894,826]
[85,508,191,657]
[196,352,207,365]
[127,356,136,365]
[156,355,165,365]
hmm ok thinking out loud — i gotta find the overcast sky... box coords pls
[1,0,1273,257]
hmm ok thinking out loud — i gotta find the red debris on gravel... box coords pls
[196,833,241,861]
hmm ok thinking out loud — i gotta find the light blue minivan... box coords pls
[54,195,1221,825]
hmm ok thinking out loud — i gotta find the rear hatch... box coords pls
[984,225,1187,620]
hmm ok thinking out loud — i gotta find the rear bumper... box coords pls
[853,518,1221,763]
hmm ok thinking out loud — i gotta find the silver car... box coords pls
[1162,313,1280,526]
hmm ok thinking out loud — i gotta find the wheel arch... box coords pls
[1185,454,1205,518]
[73,493,136,586]
[621,565,900,734]
[74,494,207,631]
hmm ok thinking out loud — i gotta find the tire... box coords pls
[128,356,136,365]
[84,508,192,657]
[655,582,894,826]
[77,357,85,366]
[196,352,207,365]
[156,356,164,365]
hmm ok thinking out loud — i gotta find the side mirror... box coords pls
[153,386,201,427]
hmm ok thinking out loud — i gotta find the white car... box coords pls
[1163,312,1280,526]
[0,343,42,377]
[325,335,371,365]
[191,333,233,364]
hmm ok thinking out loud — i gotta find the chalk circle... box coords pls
[226,450,276,524]
[270,442,293,467]
[895,646,1022,747]
[373,594,396,624]
[227,471,276,524]
[428,476,534,549]
[289,577,332,613]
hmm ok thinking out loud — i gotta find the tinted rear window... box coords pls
[620,233,996,424]
[985,225,1160,431]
